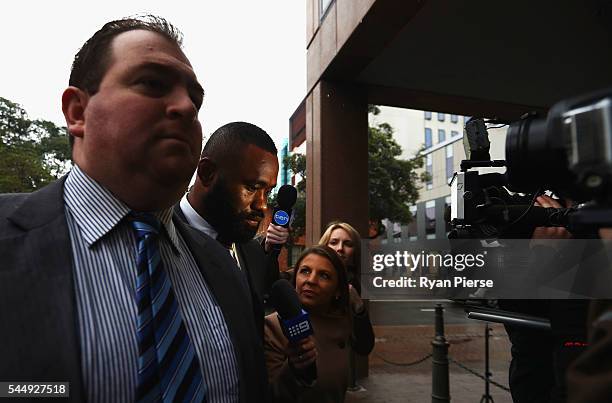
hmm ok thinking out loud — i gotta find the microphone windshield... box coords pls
[269,279,302,319]
[277,185,298,210]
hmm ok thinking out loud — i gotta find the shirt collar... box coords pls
[179,193,219,240]
[180,194,240,268]
[64,165,180,251]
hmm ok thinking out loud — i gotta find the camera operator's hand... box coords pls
[534,194,566,209]
[531,195,571,248]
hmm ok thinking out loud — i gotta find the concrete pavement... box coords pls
[346,301,514,402]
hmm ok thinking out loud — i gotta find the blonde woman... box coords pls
[319,221,362,294]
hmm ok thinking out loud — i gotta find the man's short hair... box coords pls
[69,15,183,94]
[202,122,277,162]
[67,15,183,148]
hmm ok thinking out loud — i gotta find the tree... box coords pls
[368,104,381,115]
[283,154,306,238]
[368,122,427,223]
[275,105,427,238]
[0,97,71,193]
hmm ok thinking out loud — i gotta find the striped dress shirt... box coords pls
[63,166,239,403]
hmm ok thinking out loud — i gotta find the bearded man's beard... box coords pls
[204,178,262,244]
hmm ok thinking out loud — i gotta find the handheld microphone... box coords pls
[269,279,317,383]
[271,185,298,252]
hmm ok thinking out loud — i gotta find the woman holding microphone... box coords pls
[264,245,374,402]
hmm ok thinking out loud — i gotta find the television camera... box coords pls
[449,88,612,239]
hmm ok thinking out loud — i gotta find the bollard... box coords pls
[347,349,358,391]
[480,323,494,402]
[431,304,450,403]
[347,347,367,392]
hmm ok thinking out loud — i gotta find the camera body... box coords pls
[450,88,612,238]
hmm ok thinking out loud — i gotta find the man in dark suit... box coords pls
[177,122,289,309]
[0,16,266,403]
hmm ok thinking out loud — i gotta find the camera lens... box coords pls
[505,114,569,193]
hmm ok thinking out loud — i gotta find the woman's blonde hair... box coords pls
[318,221,362,273]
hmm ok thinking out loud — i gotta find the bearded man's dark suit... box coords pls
[0,178,267,402]
[234,239,280,308]
[174,206,280,313]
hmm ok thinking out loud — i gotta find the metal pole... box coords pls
[347,349,358,391]
[431,304,450,403]
[480,323,494,403]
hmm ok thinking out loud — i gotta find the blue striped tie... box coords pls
[129,213,207,403]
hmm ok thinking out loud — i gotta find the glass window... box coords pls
[426,200,436,239]
[319,0,334,19]
[445,196,452,234]
[445,145,454,182]
[437,113,445,122]
[424,111,432,120]
[289,245,305,268]
[392,222,402,243]
[438,129,446,143]
[425,128,432,148]
[451,130,459,137]
[407,205,418,241]
[426,154,433,190]
[451,114,458,123]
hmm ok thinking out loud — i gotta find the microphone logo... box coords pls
[279,309,314,343]
[273,210,290,226]
[288,320,311,337]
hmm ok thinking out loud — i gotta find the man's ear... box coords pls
[62,86,89,139]
[197,157,217,187]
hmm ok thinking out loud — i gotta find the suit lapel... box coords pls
[174,215,250,316]
[235,243,261,295]
[235,243,265,342]
[174,202,188,223]
[173,216,252,396]
[3,178,84,401]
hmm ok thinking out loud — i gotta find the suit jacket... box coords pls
[174,206,280,309]
[0,178,267,403]
[234,239,279,307]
